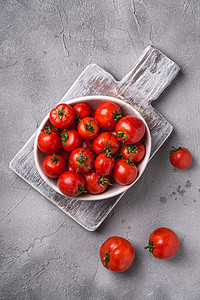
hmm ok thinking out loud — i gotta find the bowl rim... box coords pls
[34,95,151,200]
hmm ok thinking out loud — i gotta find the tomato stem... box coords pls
[102,248,110,265]
[42,126,52,134]
[144,240,156,254]
[126,144,143,155]
[75,112,81,123]
[76,150,91,172]
[55,107,66,120]
[96,141,113,157]
[55,128,64,134]
[61,131,69,145]
[126,157,135,165]
[75,184,87,196]
[83,120,95,134]
[99,176,112,187]
[50,154,59,164]
[117,130,127,142]
[112,110,121,122]
[169,146,185,154]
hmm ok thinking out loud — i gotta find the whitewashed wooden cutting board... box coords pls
[10,46,180,231]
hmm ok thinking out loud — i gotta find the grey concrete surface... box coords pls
[1,0,200,299]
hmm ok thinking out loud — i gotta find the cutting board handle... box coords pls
[118,45,180,107]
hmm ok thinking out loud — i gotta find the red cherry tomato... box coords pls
[93,132,120,155]
[43,154,66,178]
[56,147,69,161]
[38,127,61,155]
[100,236,135,272]
[145,227,179,260]
[69,147,94,173]
[73,103,91,122]
[170,147,192,169]
[61,130,82,152]
[78,117,100,140]
[94,154,115,176]
[120,142,145,163]
[95,102,121,131]
[57,171,86,197]
[50,103,75,129]
[82,140,95,154]
[112,159,137,185]
[115,116,145,144]
[84,170,111,194]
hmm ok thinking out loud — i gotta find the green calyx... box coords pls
[84,120,95,134]
[117,130,127,142]
[75,112,81,123]
[76,150,91,172]
[55,107,66,120]
[102,248,110,265]
[61,131,69,145]
[55,128,64,134]
[126,144,143,155]
[126,156,135,165]
[96,141,113,157]
[169,146,185,154]
[112,110,121,122]
[43,126,52,134]
[75,184,87,196]
[50,154,59,164]
[104,152,111,158]
[144,239,156,254]
[99,176,112,188]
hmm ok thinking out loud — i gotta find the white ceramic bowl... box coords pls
[34,95,151,200]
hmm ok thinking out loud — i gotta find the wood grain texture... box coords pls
[10,46,180,231]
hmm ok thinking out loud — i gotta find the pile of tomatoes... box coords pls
[37,101,146,197]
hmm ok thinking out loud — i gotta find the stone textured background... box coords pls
[1,0,200,299]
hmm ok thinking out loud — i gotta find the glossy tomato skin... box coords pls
[120,142,145,163]
[95,102,121,131]
[56,147,70,161]
[57,171,85,197]
[38,127,61,155]
[170,147,192,169]
[43,154,66,178]
[115,116,145,144]
[69,147,94,173]
[78,117,100,140]
[61,130,82,152]
[145,227,179,260]
[100,236,135,272]
[93,132,120,155]
[50,103,75,129]
[84,170,110,194]
[112,159,138,185]
[94,154,115,176]
[73,103,91,121]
